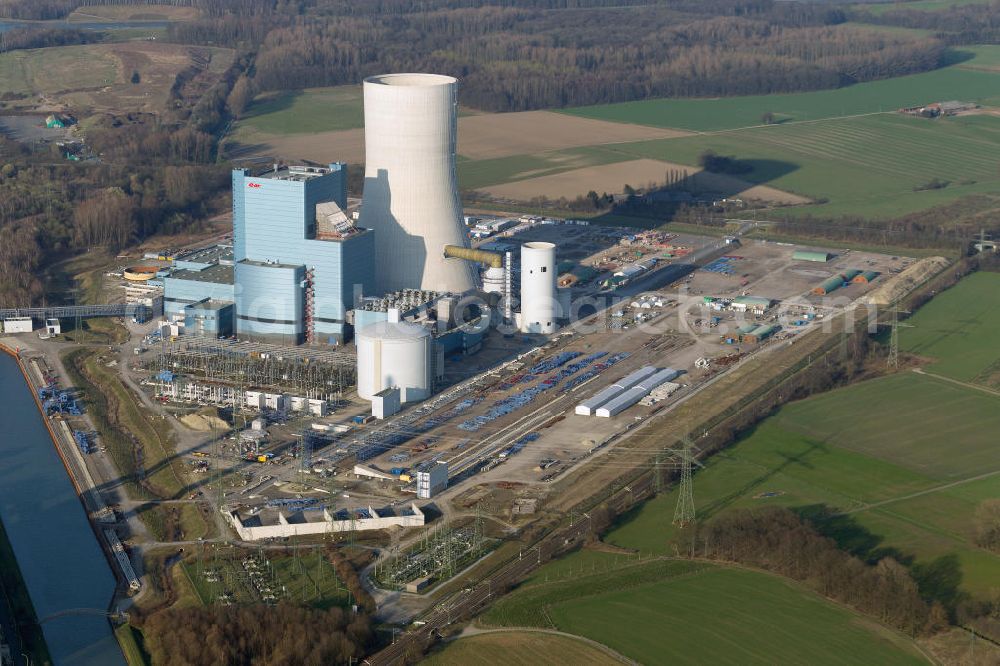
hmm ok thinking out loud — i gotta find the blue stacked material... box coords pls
[266,498,324,513]
[38,383,58,400]
[561,352,630,392]
[42,389,82,415]
[458,354,608,432]
[73,430,93,454]
[528,351,581,375]
[701,256,742,276]
[266,498,320,507]
[507,432,540,456]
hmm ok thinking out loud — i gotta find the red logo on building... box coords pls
[248,182,261,188]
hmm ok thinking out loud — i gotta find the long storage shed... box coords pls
[595,368,679,417]
[575,366,658,416]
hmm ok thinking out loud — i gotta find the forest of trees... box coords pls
[0,155,229,304]
[698,507,948,636]
[857,1,1000,46]
[768,194,1000,251]
[139,603,373,665]
[0,0,280,21]
[238,8,945,111]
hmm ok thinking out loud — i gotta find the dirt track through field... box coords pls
[482,158,812,205]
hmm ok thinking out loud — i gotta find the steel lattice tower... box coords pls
[887,303,900,370]
[672,454,696,527]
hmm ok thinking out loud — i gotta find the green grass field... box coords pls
[858,0,992,16]
[482,556,927,665]
[605,370,1000,596]
[599,112,1000,218]
[425,631,619,665]
[898,271,1000,383]
[0,44,118,95]
[460,111,1000,218]
[452,47,1000,219]
[561,49,1000,132]
[239,86,365,135]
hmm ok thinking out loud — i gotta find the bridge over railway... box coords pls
[0,303,153,324]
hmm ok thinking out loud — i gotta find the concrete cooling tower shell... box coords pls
[356,321,433,403]
[359,73,476,295]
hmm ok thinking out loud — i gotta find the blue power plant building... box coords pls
[233,164,374,345]
[163,163,376,345]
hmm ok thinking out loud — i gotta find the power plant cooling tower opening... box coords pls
[523,241,556,250]
[365,73,458,87]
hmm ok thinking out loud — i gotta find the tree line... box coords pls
[139,602,373,665]
[695,507,949,636]
[854,1,1000,46]
[767,193,1000,251]
[0,0,277,21]
[234,9,945,111]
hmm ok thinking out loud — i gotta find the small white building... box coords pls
[45,318,61,336]
[416,461,448,499]
[246,391,265,410]
[263,393,287,411]
[2,317,33,334]
[372,387,401,420]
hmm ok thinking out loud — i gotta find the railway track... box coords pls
[366,472,656,665]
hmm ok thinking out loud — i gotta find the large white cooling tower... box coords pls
[359,73,476,295]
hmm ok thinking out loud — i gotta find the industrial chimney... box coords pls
[520,241,558,334]
[358,73,476,295]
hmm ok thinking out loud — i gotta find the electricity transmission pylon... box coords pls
[887,304,900,369]
[886,303,913,370]
[671,437,702,527]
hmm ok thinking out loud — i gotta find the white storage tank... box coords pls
[520,241,557,334]
[357,321,433,403]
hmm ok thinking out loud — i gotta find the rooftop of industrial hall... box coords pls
[173,244,233,265]
[169,264,235,285]
[256,164,332,181]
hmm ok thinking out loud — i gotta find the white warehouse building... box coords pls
[595,368,680,417]
[575,366,658,416]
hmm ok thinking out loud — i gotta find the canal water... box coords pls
[0,352,124,665]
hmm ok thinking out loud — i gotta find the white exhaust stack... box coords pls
[520,241,557,334]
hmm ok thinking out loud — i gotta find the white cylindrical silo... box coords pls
[358,73,476,295]
[356,321,433,403]
[520,241,557,334]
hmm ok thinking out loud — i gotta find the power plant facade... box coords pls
[358,73,476,295]
[232,164,375,345]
